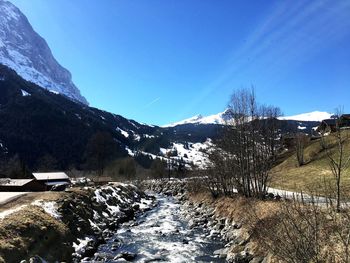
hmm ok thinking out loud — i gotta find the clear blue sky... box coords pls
[9,0,350,125]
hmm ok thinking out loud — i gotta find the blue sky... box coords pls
[9,0,350,125]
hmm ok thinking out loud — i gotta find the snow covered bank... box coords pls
[0,183,154,262]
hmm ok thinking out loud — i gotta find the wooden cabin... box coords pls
[0,179,45,192]
[340,114,350,128]
[32,172,71,191]
[318,114,350,133]
[318,119,337,133]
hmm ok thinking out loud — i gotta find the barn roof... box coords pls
[0,179,34,186]
[32,172,70,181]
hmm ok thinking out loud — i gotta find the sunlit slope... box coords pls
[271,130,350,195]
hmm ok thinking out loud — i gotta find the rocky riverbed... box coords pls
[141,179,270,263]
[93,194,226,262]
[1,180,271,262]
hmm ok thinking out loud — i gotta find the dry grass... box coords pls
[0,189,90,262]
[0,206,73,263]
[189,191,280,223]
[189,191,350,262]
[271,131,350,196]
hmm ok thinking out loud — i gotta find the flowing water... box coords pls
[97,195,226,262]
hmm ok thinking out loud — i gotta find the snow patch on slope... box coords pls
[32,200,61,219]
[21,89,30,96]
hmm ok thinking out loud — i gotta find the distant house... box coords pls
[32,172,71,191]
[0,172,71,192]
[0,179,45,192]
[340,114,350,128]
[318,119,337,133]
[318,114,350,133]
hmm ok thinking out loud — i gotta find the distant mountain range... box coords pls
[165,110,332,127]
[0,0,87,104]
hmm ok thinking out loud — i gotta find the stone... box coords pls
[114,252,137,261]
[214,248,228,258]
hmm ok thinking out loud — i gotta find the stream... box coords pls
[95,194,226,262]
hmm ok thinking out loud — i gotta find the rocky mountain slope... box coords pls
[0,63,325,172]
[0,0,87,104]
[0,64,224,171]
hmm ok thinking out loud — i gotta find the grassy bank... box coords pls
[271,131,350,196]
[0,192,73,262]
[188,190,350,263]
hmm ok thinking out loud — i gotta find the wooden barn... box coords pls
[318,115,350,133]
[0,179,45,192]
[340,114,350,128]
[318,119,337,133]
[32,172,71,191]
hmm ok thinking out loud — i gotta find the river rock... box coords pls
[114,252,137,261]
[214,248,228,258]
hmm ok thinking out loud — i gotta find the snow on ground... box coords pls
[73,237,94,255]
[49,90,60,95]
[127,138,213,169]
[21,89,30,96]
[116,127,129,138]
[165,139,213,168]
[75,113,82,120]
[32,200,61,219]
[94,188,121,215]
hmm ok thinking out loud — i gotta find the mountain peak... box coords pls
[0,0,88,104]
[163,110,230,127]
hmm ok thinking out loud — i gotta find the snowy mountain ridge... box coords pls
[279,111,333,122]
[164,109,233,127]
[165,110,333,127]
[0,0,87,104]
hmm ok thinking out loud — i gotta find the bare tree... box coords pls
[295,132,307,166]
[210,88,282,199]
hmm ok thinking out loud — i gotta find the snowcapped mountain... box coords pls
[164,109,233,127]
[165,110,332,127]
[279,111,333,122]
[0,0,87,104]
